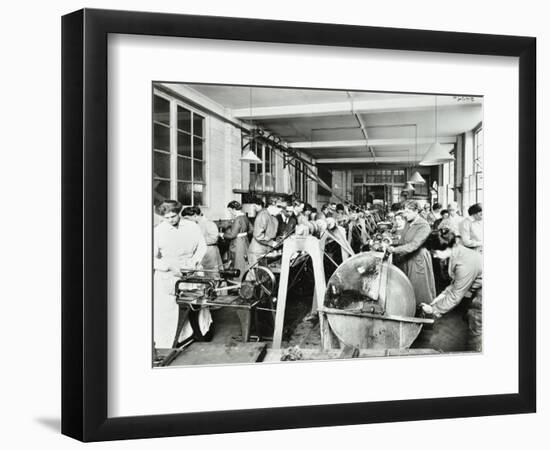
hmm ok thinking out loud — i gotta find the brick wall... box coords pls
[201,117,242,221]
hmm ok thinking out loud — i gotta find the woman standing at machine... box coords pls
[153,200,210,349]
[388,200,436,304]
[223,201,252,280]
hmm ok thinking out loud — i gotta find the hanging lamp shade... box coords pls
[240,149,262,163]
[408,170,426,184]
[403,182,415,192]
[419,142,454,166]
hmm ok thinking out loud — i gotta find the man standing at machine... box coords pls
[278,202,298,237]
[248,197,281,267]
[420,228,483,351]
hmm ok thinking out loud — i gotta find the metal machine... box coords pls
[174,267,277,343]
[321,250,433,350]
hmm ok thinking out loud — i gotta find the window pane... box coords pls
[353,174,363,184]
[177,131,191,157]
[153,179,170,206]
[177,182,192,205]
[154,123,170,151]
[193,137,203,160]
[193,160,204,182]
[177,106,191,133]
[193,190,203,206]
[177,156,192,181]
[153,151,170,178]
[193,184,203,206]
[193,113,204,138]
[153,95,170,125]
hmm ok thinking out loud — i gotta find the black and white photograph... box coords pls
[2,0,543,446]
[152,83,484,367]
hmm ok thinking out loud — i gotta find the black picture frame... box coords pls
[61,8,536,442]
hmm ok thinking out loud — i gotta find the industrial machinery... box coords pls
[174,267,277,343]
[175,268,241,302]
[321,250,433,350]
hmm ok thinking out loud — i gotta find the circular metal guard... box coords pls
[241,266,276,305]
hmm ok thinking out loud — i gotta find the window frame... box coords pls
[473,123,484,203]
[153,89,209,207]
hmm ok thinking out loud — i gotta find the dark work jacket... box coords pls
[277,214,297,237]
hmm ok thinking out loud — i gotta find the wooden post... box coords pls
[272,236,329,350]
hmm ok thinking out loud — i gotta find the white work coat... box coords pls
[153,219,210,348]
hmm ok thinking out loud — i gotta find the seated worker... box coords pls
[420,228,483,351]
[248,197,281,267]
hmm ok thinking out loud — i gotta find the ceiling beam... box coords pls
[291,137,457,149]
[316,156,430,164]
[231,96,481,120]
[316,156,421,164]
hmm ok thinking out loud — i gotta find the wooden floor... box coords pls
[166,295,475,366]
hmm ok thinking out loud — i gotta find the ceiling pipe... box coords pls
[347,92,376,162]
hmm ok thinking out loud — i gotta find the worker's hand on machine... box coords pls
[386,245,395,254]
[419,303,434,315]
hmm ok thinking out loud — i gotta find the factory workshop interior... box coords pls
[152,83,484,366]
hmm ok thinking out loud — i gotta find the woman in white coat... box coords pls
[153,200,210,349]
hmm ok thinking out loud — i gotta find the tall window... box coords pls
[153,93,206,207]
[249,141,276,191]
[473,125,483,203]
[293,160,309,202]
[153,95,171,206]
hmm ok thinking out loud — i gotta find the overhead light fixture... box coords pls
[407,125,426,184]
[240,88,262,164]
[403,182,415,192]
[240,147,262,163]
[420,96,455,166]
[420,142,454,166]
[409,171,426,184]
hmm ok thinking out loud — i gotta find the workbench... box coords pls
[177,294,259,343]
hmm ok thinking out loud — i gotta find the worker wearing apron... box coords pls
[153,201,209,349]
[223,201,253,280]
[388,200,436,305]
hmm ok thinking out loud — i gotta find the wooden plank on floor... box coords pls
[264,347,439,362]
[169,342,267,366]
